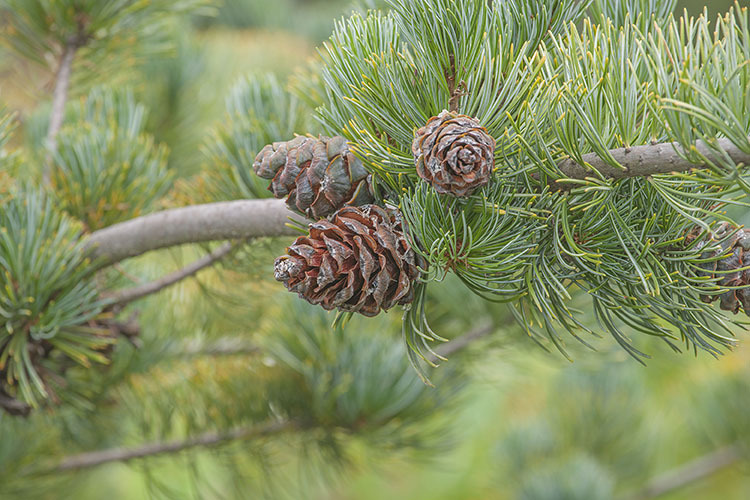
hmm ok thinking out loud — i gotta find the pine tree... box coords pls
[1,0,750,498]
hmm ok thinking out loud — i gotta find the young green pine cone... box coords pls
[273,205,422,317]
[690,223,750,315]
[412,110,495,197]
[253,135,374,219]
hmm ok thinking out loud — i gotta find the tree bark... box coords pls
[556,137,750,182]
[86,199,304,266]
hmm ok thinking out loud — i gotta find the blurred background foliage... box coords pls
[0,0,748,499]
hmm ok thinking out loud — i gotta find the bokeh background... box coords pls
[1,0,747,499]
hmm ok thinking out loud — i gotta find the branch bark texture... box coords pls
[86,199,303,265]
[557,137,750,181]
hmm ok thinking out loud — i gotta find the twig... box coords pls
[43,40,80,184]
[107,241,241,307]
[85,199,304,266]
[556,136,750,182]
[620,444,744,500]
[51,419,297,472]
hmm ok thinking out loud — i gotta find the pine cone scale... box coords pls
[413,110,495,197]
[254,135,374,219]
[324,235,354,266]
[691,224,750,316]
[274,205,422,316]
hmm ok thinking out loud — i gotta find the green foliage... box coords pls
[0,0,212,66]
[590,0,677,30]
[0,413,68,498]
[194,0,292,29]
[2,0,750,497]
[498,364,653,498]
[139,31,212,176]
[314,0,750,370]
[266,300,458,445]
[51,87,172,230]
[645,4,750,164]
[691,364,750,450]
[199,73,317,201]
[1,297,461,498]
[517,454,616,500]
[316,0,587,193]
[0,109,19,194]
[0,188,110,409]
[0,108,17,165]
[194,0,352,42]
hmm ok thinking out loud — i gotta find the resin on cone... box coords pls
[274,205,422,317]
[254,135,374,219]
[412,111,495,197]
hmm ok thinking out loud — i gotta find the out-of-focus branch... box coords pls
[171,320,497,363]
[434,321,495,359]
[556,136,750,182]
[0,389,31,417]
[51,420,298,472]
[172,337,261,358]
[85,199,303,266]
[107,241,241,307]
[43,39,82,184]
[621,443,744,500]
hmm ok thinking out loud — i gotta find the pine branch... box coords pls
[621,444,744,500]
[556,137,750,182]
[172,338,261,358]
[169,322,494,362]
[44,35,86,184]
[107,241,241,307]
[83,138,748,266]
[51,420,298,473]
[85,199,303,266]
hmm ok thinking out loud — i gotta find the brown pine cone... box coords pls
[690,223,750,315]
[273,205,422,317]
[253,135,374,219]
[412,110,495,197]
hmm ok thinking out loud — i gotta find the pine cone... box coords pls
[253,135,374,219]
[412,110,495,197]
[274,205,422,317]
[690,223,750,315]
